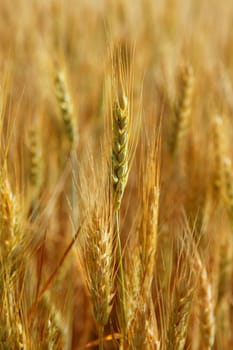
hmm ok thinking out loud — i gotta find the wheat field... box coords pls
[0,0,233,349]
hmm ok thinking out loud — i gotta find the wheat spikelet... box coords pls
[54,69,77,148]
[169,64,194,156]
[112,94,129,212]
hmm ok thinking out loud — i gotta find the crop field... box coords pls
[0,0,233,349]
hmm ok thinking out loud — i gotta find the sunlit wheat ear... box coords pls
[54,69,77,149]
[169,64,194,156]
[112,94,129,212]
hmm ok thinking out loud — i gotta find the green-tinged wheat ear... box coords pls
[169,64,194,156]
[112,94,129,212]
[28,124,42,188]
[54,70,77,148]
[212,116,225,196]
[167,283,194,350]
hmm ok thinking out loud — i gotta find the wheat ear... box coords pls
[139,139,160,298]
[212,116,225,196]
[112,94,129,212]
[54,70,77,148]
[54,68,79,229]
[0,170,18,255]
[197,259,215,350]
[28,123,42,188]
[169,64,194,156]
[28,120,43,221]
[167,282,193,350]
[111,92,130,345]
[223,157,233,220]
[85,215,114,321]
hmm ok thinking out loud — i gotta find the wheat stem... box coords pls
[98,324,104,350]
